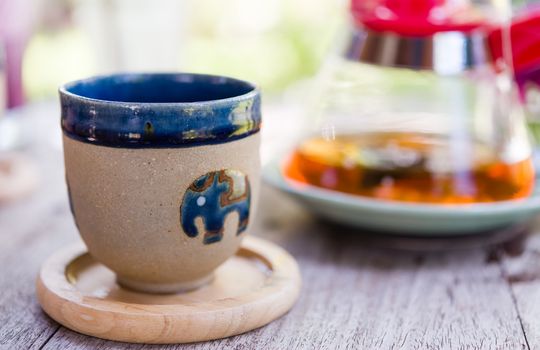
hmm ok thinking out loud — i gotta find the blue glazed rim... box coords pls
[59,73,261,148]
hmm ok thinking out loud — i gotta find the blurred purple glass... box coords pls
[517,69,540,101]
[0,0,36,108]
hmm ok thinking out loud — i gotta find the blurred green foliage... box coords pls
[23,0,345,100]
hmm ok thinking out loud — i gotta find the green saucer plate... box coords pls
[263,159,540,235]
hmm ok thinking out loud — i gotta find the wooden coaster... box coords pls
[36,236,301,344]
[0,153,38,204]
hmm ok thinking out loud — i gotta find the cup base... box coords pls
[117,273,215,294]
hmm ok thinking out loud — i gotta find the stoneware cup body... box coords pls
[60,73,261,293]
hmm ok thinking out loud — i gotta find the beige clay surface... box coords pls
[63,134,260,293]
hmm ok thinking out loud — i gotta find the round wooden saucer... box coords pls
[0,152,38,204]
[36,236,301,344]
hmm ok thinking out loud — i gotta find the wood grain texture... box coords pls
[500,224,540,350]
[0,102,538,349]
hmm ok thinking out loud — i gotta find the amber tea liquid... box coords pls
[284,132,535,203]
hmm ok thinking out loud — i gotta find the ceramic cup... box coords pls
[60,73,261,293]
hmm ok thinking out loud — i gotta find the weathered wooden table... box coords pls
[2,102,540,349]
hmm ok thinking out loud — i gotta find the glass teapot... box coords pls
[284,0,535,204]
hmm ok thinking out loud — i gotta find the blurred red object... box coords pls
[350,0,485,36]
[490,9,540,75]
[488,8,540,99]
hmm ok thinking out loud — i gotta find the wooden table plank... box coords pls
[0,136,77,350]
[0,102,534,349]
[501,227,540,350]
[40,189,530,349]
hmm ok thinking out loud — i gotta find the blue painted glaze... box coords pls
[180,170,250,244]
[59,73,261,148]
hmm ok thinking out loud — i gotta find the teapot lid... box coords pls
[345,0,496,73]
[351,0,486,37]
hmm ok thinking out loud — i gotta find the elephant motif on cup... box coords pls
[180,169,251,244]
